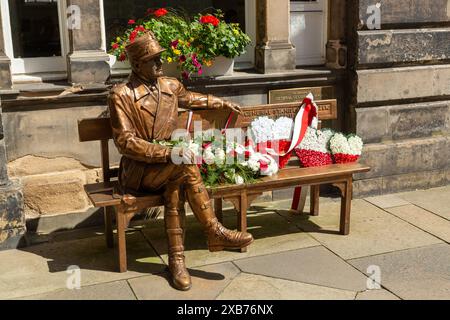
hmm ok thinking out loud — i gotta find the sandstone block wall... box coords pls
[349,0,450,196]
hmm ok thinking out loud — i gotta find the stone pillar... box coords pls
[0,5,12,90]
[326,0,347,69]
[255,0,296,73]
[0,100,26,250]
[67,0,110,85]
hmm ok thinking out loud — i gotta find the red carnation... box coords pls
[129,30,138,43]
[118,53,126,61]
[111,43,119,50]
[200,15,220,27]
[128,19,135,25]
[135,25,145,32]
[154,8,168,18]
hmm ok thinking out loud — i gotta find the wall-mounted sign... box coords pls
[268,86,334,104]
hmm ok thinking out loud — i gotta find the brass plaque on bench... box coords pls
[268,86,334,104]
[233,100,338,128]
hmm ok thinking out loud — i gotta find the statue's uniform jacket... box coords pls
[108,73,221,192]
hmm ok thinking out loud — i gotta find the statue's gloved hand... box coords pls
[223,100,243,115]
[171,146,197,165]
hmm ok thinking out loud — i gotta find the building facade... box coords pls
[0,0,449,249]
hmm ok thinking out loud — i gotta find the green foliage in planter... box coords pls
[109,8,251,79]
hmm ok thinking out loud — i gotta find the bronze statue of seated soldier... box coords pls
[108,31,254,291]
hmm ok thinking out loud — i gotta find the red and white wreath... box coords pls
[295,127,334,167]
[329,133,364,164]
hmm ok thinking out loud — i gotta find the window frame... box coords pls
[0,0,70,77]
[290,0,328,66]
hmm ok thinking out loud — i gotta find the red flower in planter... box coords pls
[128,19,135,25]
[200,15,220,27]
[129,30,138,43]
[134,25,146,32]
[111,43,119,50]
[154,8,168,18]
[145,8,155,16]
[129,26,146,43]
[118,53,127,61]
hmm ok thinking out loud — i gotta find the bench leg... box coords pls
[116,206,128,273]
[310,185,320,216]
[238,193,248,253]
[340,178,353,235]
[104,207,114,248]
[215,198,223,224]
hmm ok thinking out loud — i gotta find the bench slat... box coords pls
[84,181,165,207]
[210,163,370,197]
[84,163,370,207]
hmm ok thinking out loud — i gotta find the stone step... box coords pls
[356,135,450,181]
[354,168,450,198]
[355,101,450,143]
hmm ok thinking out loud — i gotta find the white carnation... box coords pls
[249,117,275,143]
[330,133,351,154]
[247,156,261,173]
[235,175,245,185]
[185,141,200,156]
[214,148,226,165]
[298,127,320,152]
[203,146,215,165]
[316,129,334,153]
[273,117,294,140]
[348,135,363,155]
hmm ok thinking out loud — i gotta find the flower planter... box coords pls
[162,56,234,78]
[196,56,234,77]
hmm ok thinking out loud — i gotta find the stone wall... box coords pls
[348,0,450,196]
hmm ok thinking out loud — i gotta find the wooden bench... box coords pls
[78,100,370,272]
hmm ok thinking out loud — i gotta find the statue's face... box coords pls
[133,55,163,80]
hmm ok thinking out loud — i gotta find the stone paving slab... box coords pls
[16,280,136,300]
[349,244,450,300]
[142,211,319,268]
[216,273,356,300]
[0,231,164,300]
[397,186,450,220]
[128,262,240,300]
[234,246,368,292]
[386,205,450,243]
[277,199,443,260]
[365,195,411,209]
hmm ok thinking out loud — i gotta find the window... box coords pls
[1,0,68,76]
[290,0,328,66]
[102,0,255,71]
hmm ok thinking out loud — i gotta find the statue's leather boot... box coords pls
[164,185,191,291]
[185,179,254,252]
